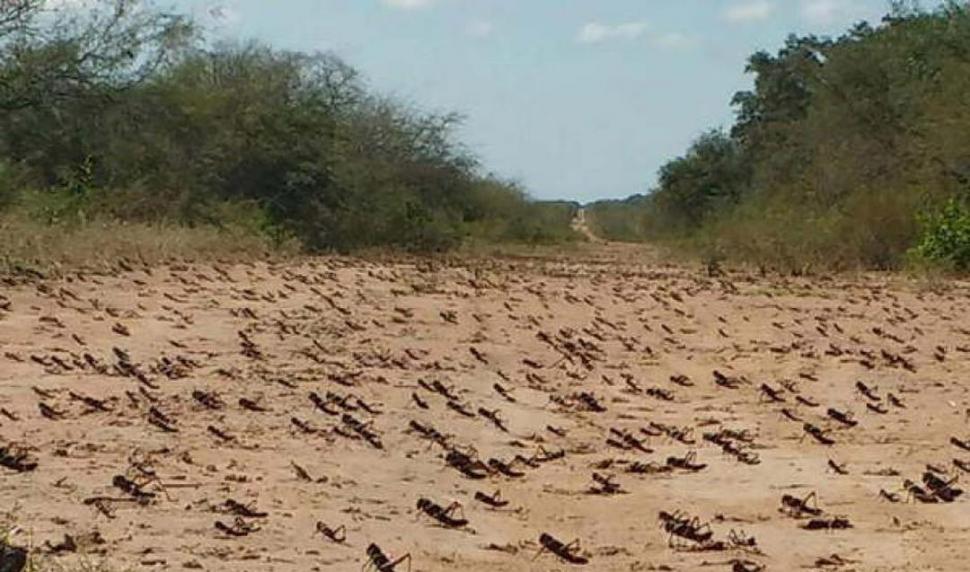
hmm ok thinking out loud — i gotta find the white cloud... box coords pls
[724,1,774,23]
[381,0,436,9]
[800,0,871,25]
[802,0,839,23]
[577,20,648,44]
[467,20,493,38]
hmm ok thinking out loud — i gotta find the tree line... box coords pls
[0,0,578,258]
[588,2,970,272]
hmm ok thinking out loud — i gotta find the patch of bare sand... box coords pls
[1,246,969,571]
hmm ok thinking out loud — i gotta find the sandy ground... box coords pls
[1,244,969,572]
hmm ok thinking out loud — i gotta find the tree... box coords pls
[0,0,193,111]
[0,6,576,253]
[652,130,749,231]
[731,36,829,139]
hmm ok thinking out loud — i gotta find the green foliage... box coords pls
[461,181,580,245]
[585,195,650,242]
[0,2,574,257]
[0,0,194,111]
[913,198,970,270]
[654,130,749,233]
[0,160,23,210]
[588,3,970,273]
[500,201,580,244]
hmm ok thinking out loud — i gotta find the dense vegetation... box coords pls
[0,0,577,269]
[588,3,970,272]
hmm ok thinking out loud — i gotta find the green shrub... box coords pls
[586,6,970,272]
[586,197,650,242]
[0,161,24,211]
[913,198,970,271]
[0,19,578,257]
[499,201,580,244]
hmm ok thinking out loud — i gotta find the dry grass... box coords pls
[0,216,297,277]
[2,508,117,572]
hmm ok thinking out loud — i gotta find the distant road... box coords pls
[571,208,604,243]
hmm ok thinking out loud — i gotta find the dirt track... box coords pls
[1,244,969,571]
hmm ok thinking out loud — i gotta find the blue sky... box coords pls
[177,0,894,202]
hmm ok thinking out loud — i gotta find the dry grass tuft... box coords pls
[0,216,297,277]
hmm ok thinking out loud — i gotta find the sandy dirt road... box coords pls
[1,245,969,571]
[570,209,603,244]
